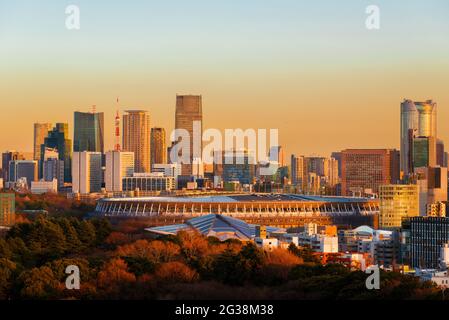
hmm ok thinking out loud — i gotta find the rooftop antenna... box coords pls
[91,104,97,114]
[115,97,121,151]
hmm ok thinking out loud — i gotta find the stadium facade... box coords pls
[94,194,380,228]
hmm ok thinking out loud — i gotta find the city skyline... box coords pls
[1,1,449,157]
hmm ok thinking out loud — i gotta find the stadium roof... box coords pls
[145,214,285,241]
[103,194,373,204]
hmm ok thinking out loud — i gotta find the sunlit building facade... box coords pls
[123,110,151,173]
[174,95,203,175]
[379,184,419,229]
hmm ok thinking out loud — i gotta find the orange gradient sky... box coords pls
[1,1,449,158]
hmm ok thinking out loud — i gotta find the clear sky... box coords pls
[1,0,449,158]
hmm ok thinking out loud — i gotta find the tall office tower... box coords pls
[400,99,437,176]
[269,146,285,167]
[389,149,401,184]
[416,166,448,216]
[379,185,419,229]
[291,155,305,187]
[413,136,437,169]
[222,150,255,185]
[437,139,445,167]
[123,110,151,173]
[341,149,399,196]
[327,157,340,187]
[174,95,203,175]
[105,150,135,192]
[8,160,38,188]
[72,152,102,194]
[331,152,342,179]
[74,111,104,153]
[0,193,15,227]
[41,123,72,183]
[151,127,167,165]
[2,151,24,182]
[43,158,64,191]
[33,123,52,161]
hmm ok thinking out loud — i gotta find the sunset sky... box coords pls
[1,0,449,159]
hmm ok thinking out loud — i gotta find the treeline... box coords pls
[15,193,95,217]
[0,216,443,300]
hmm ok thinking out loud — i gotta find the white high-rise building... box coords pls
[72,152,102,194]
[105,151,135,192]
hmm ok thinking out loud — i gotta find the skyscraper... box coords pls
[8,160,38,188]
[74,111,104,153]
[41,123,72,183]
[400,99,437,176]
[341,149,399,196]
[222,150,255,185]
[174,95,203,175]
[122,110,151,173]
[291,155,305,188]
[413,136,437,169]
[72,152,103,194]
[105,150,135,192]
[437,139,445,167]
[2,151,24,182]
[33,123,52,161]
[151,127,167,165]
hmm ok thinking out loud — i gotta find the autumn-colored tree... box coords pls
[18,266,61,299]
[0,258,17,299]
[97,258,136,299]
[116,240,180,264]
[265,248,303,266]
[155,261,199,283]
[105,232,130,247]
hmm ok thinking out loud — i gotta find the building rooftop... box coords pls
[146,214,285,241]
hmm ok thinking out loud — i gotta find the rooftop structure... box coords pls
[146,214,284,241]
[95,193,380,228]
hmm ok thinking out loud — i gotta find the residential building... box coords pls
[123,110,151,173]
[150,127,167,165]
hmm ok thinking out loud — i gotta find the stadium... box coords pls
[94,194,380,228]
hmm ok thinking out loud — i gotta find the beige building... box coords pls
[33,123,52,161]
[105,150,135,192]
[379,184,419,229]
[151,127,167,165]
[123,110,151,173]
[174,95,202,175]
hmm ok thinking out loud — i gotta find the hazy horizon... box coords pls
[1,0,449,158]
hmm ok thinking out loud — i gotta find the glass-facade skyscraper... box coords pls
[400,99,437,176]
[41,123,72,183]
[74,111,104,153]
